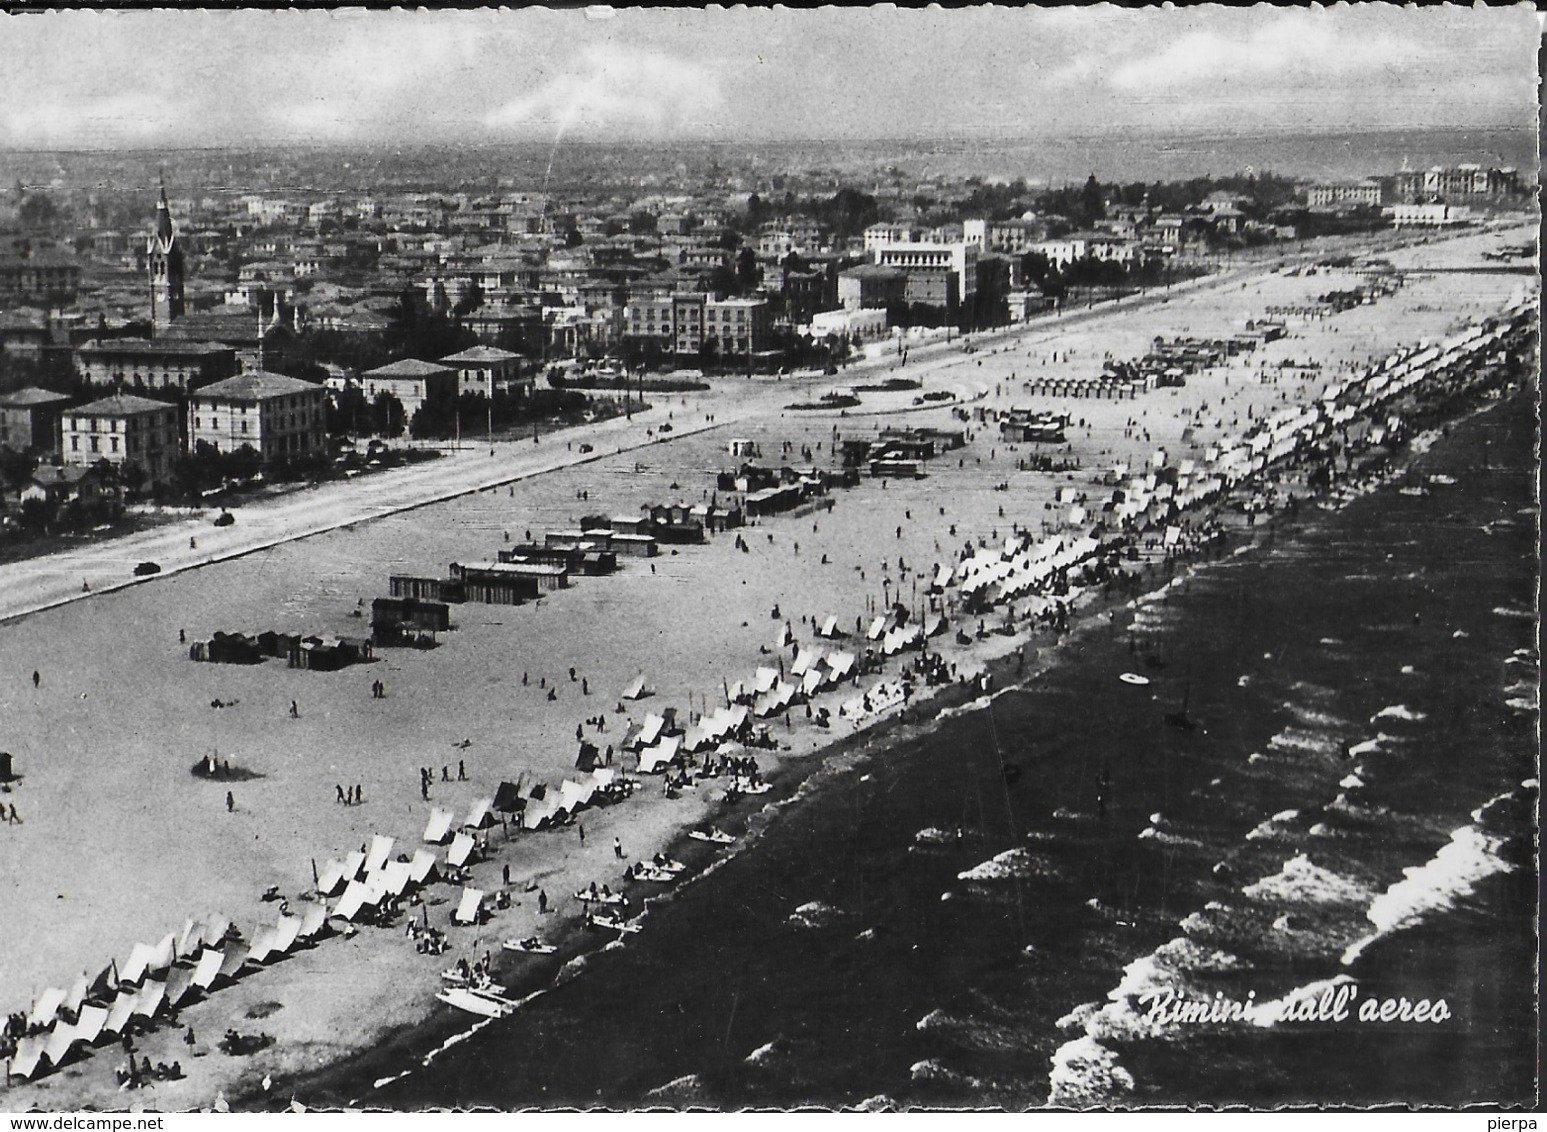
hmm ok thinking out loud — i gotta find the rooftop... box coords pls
[364,358,456,378]
[193,371,324,402]
[78,336,233,357]
[0,386,72,408]
[438,345,522,365]
[69,391,176,417]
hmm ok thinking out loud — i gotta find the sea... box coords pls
[296,384,1538,1110]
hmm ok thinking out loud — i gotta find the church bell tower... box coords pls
[148,183,185,337]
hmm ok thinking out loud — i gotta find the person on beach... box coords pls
[289,700,299,719]
[336,784,346,804]
[31,670,39,689]
[226,792,235,813]
[614,837,624,860]
[458,760,466,781]
[579,824,586,844]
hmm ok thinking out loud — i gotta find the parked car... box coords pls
[214,511,236,527]
[133,561,161,577]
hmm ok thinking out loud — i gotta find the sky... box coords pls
[0,5,1539,150]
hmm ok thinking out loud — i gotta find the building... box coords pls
[863,223,922,253]
[189,371,327,463]
[60,391,181,486]
[1393,164,1522,204]
[837,264,907,311]
[147,186,186,336]
[1305,181,1382,209]
[74,337,239,393]
[873,240,978,307]
[360,358,458,418]
[703,297,771,356]
[963,217,1046,256]
[1383,203,1474,228]
[438,345,530,399]
[0,387,72,453]
[0,251,80,304]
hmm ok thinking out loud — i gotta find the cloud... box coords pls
[1109,15,1416,93]
[2,92,182,148]
[483,43,721,137]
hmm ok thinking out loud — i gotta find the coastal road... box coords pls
[0,222,1521,626]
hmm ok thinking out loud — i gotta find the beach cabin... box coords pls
[447,563,542,605]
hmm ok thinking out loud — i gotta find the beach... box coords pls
[0,221,1534,1110]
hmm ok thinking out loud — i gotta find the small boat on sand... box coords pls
[436,987,515,1018]
[502,937,557,955]
[690,828,735,845]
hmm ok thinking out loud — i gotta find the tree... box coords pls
[735,247,759,291]
[18,496,53,534]
[372,392,405,439]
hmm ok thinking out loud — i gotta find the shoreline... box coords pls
[250,366,1537,1111]
[0,223,1533,1113]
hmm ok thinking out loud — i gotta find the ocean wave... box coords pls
[910,1058,984,1090]
[1372,704,1427,723]
[1287,704,1350,729]
[787,900,847,929]
[1245,975,1357,1029]
[1322,792,1390,820]
[913,826,964,848]
[1346,737,1383,758]
[1492,605,1535,619]
[1341,824,1511,967]
[958,847,1060,883]
[1266,728,1342,758]
[1048,1036,1135,1108]
[1245,809,1300,841]
[1242,854,1369,906]
[915,1007,1039,1053]
[645,1073,708,1103]
[1307,823,1340,839]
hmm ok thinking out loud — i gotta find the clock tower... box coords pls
[148,184,185,337]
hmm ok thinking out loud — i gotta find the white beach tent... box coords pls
[558,779,594,812]
[637,735,681,775]
[818,615,840,638]
[790,648,818,677]
[201,916,232,950]
[246,927,281,966]
[297,902,329,943]
[102,992,139,1040]
[176,919,206,961]
[191,949,224,992]
[408,849,441,887]
[60,974,89,1020]
[27,987,65,1031]
[452,887,485,926]
[621,674,651,700]
[866,616,886,641]
[164,968,198,1011]
[118,943,158,987]
[132,982,166,1020]
[272,913,304,954]
[463,798,497,830]
[73,1005,108,1047]
[364,834,395,875]
[316,858,353,898]
[332,878,377,923]
[8,1034,49,1081]
[42,1024,79,1071]
[638,712,667,747]
[446,832,477,869]
[422,807,455,844]
[754,666,780,694]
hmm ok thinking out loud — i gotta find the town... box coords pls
[0,147,1527,546]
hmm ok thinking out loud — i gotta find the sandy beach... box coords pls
[0,221,1533,1111]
